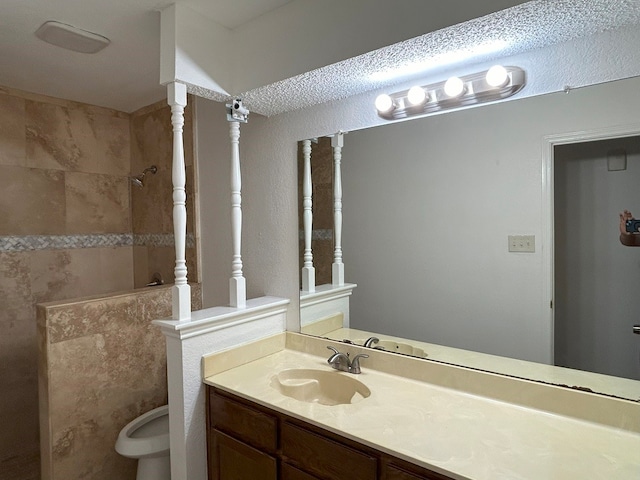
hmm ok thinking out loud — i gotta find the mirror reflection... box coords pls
[298,76,640,402]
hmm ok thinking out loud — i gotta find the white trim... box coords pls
[541,123,640,365]
[300,283,357,309]
[154,296,289,340]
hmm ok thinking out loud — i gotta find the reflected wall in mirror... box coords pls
[298,75,640,402]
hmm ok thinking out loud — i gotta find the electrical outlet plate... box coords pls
[508,235,535,253]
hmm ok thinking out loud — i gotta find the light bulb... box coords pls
[486,65,508,87]
[375,94,394,113]
[407,86,427,106]
[444,77,465,98]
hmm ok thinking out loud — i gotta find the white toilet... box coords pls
[115,405,171,480]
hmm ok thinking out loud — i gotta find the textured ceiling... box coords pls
[0,0,294,111]
[1,0,639,115]
[237,0,640,116]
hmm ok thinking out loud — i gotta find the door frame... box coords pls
[541,123,640,364]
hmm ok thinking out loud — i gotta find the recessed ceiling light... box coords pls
[35,21,110,54]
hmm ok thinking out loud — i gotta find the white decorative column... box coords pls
[331,133,345,286]
[227,100,248,308]
[301,139,316,292]
[168,82,191,320]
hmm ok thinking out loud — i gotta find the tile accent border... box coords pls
[0,233,195,252]
[134,233,196,248]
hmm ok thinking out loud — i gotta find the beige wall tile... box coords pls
[184,102,194,167]
[186,164,196,234]
[0,166,66,235]
[186,245,199,283]
[313,184,334,229]
[65,172,131,234]
[48,335,147,480]
[132,246,150,288]
[46,294,137,344]
[145,246,176,289]
[25,100,130,175]
[2,90,198,479]
[130,102,195,235]
[130,105,172,175]
[310,136,333,184]
[30,248,134,304]
[191,282,203,310]
[139,246,198,289]
[41,284,198,480]
[39,284,203,478]
[131,163,172,234]
[0,252,32,323]
[0,93,26,166]
[0,252,38,461]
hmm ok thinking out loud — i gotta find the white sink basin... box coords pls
[355,339,427,358]
[270,368,371,406]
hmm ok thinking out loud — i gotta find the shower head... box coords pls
[130,176,144,188]
[130,165,157,188]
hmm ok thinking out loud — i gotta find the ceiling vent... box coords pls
[35,21,110,54]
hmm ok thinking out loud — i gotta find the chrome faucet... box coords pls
[326,346,369,374]
[363,337,379,348]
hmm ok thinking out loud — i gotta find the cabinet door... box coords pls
[211,430,277,480]
[282,421,377,480]
[210,389,278,453]
[282,463,323,480]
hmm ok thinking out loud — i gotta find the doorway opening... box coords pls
[545,128,640,381]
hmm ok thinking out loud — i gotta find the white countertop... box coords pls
[204,336,640,480]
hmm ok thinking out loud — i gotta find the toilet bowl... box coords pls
[115,405,171,480]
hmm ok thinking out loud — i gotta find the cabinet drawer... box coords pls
[210,390,278,453]
[282,421,377,480]
[211,430,277,480]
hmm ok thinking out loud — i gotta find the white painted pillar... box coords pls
[168,82,191,320]
[155,297,290,480]
[332,133,345,286]
[301,139,316,292]
[228,104,247,308]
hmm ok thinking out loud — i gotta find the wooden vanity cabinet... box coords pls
[207,386,455,480]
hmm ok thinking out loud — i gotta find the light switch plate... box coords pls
[508,235,535,253]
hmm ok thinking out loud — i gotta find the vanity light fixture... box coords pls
[375,65,526,120]
[374,93,395,114]
[443,76,465,98]
[407,86,428,106]
[485,65,509,87]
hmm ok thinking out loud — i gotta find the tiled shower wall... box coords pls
[298,136,334,286]
[38,284,202,480]
[130,99,198,288]
[0,86,197,478]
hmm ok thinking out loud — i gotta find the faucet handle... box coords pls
[349,353,369,374]
[326,346,340,355]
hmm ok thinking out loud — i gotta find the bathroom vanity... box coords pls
[207,387,453,480]
[203,333,640,480]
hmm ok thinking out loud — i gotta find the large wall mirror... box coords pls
[298,75,640,402]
